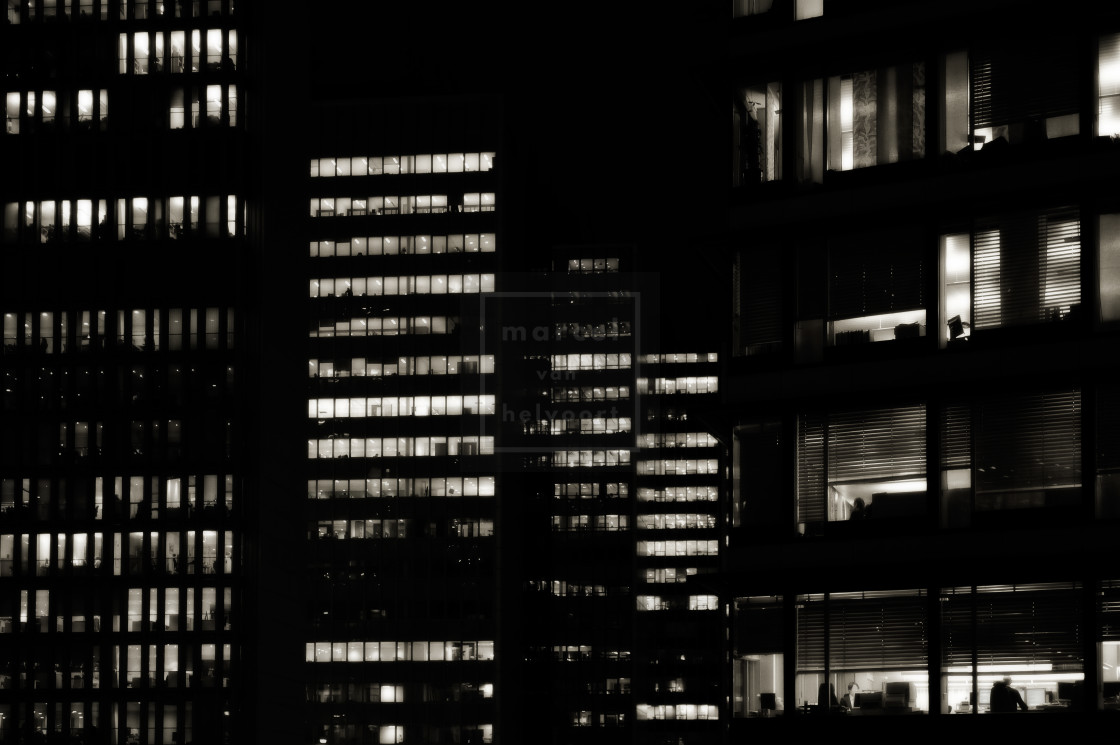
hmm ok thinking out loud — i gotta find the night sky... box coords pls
[311,2,728,252]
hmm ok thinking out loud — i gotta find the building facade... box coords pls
[301,100,503,745]
[725,1,1120,743]
[1,1,246,743]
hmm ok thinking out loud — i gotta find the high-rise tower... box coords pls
[1,1,246,743]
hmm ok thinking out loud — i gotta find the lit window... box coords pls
[797,590,928,714]
[827,64,925,172]
[798,404,926,527]
[1101,34,1120,137]
[942,583,1082,714]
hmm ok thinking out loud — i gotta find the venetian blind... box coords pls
[796,414,826,524]
[972,208,1081,329]
[940,586,975,671]
[940,403,972,471]
[974,584,1083,669]
[828,404,926,484]
[944,584,1083,670]
[975,388,1082,495]
[796,594,826,671]
[830,591,928,671]
[739,248,782,355]
[1102,579,1120,643]
[829,241,924,320]
[971,35,1080,130]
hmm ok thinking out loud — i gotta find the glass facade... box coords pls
[304,139,498,744]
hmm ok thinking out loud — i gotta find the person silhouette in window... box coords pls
[990,677,1029,712]
[818,682,838,710]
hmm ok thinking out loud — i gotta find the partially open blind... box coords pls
[829,235,924,319]
[828,404,926,484]
[974,584,1083,669]
[830,590,927,671]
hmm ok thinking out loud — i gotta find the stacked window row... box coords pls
[734,383,1120,530]
[637,486,719,503]
[310,315,459,339]
[307,641,494,663]
[554,482,630,499]
[733,582,1120,717]
[3,0,234,23]
[307,477,496,500]
[309,355,492,378]
[309,395,495,419]
[737,207,1120,356]
[117,28,237,75]
[3,308,234,354]
[310,193,494,218]
[310,153,495,177]
[551,514,629,532]
[551,450,632,468]
[1,195,241,243]
[310,233,495,257]
[309,435,494,460]
[313,518,493,541]
[0,531,232,578]
[527,579,631,597]
[636,376,719,395]
[550,385,630,402]
[310,274,495,298]
[0,585,232,636]
[1,474,235,520]
[734,33,1120,186]
[4,89,107,134]
[636,459,719,476]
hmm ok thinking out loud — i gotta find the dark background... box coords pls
[309,1,728,250]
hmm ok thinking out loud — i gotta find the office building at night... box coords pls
[2,1,244,743]
[302,100,502,745]
[725,1,1120,743]
[494,247,724,745]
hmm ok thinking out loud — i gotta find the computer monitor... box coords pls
[883,681,910,709]
[760,692,777,711]
[1057,681,1084,709]
[856,691,883,709]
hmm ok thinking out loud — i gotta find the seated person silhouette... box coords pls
[818,682,838,711]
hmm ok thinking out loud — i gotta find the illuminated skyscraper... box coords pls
[2,1,244,743]
[1,4,732,745]
[302,100,502,745]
